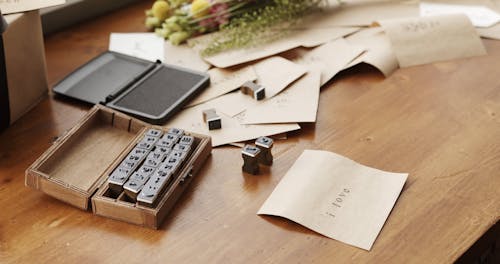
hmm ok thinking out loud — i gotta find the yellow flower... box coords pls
[191,0,210,19]
[152,1,170,21]
[169,31,190,45]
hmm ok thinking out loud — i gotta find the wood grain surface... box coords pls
[1,1,499,263]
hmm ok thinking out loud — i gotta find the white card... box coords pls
[258,150,408,250]
[420,2,500,28]
[0,0,65,15]
[109,33,164,62]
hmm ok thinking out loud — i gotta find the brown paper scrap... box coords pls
[186,66,257,107]
[292,38,365,85]
[254,56,307,98]
[345,27,399,77]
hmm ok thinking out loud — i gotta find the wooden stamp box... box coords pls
[25,105,211,229]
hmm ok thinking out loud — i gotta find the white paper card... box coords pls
[0,0,65,14]
[109,33,164,62]
[420,2,500,28]
[258,150,408,250]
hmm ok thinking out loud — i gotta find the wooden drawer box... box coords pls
[25,105,211,229]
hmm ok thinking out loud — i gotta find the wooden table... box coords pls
[1,2,499,263]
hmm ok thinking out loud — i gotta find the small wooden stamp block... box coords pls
[242,145,262,175]
[241,81,265,100]
[203,108,222,130]
[255,136,274,166]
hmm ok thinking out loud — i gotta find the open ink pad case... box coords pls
[53,51,210,124]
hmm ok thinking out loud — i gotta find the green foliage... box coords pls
[201,0,325,56]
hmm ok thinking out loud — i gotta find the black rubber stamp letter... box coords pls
[255,136,273,166]
[242,145,261,175]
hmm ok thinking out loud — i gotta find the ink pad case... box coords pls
[53,51,210,124]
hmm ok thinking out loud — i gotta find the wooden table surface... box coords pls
[1,1,499,263]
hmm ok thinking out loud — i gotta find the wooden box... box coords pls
[25,105,211,229]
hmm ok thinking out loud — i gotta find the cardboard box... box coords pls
[25,105,212,229]
[1,10,48,131]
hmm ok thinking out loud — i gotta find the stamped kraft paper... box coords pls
[258,150,408,250]
[377,14,486,67]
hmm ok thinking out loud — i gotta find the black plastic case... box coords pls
[53,51,210,124]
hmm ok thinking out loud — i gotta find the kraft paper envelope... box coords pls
[294,0,419,28]
[377,14,487,67]
[345,27,399,77]
[202,27,359,68]
[109,33,164,62]
[1,0,65,14]
[242,71,321,124]
[201,57,319,124]
[292,38,365,85]
[164,101,300,147]
[163,42,211,72]
[208,91,259,118]
[189,56,304,109]
[258,150,408,250]
[254,56,307,98]
[202,56,318,119]
[186,66,257,107]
